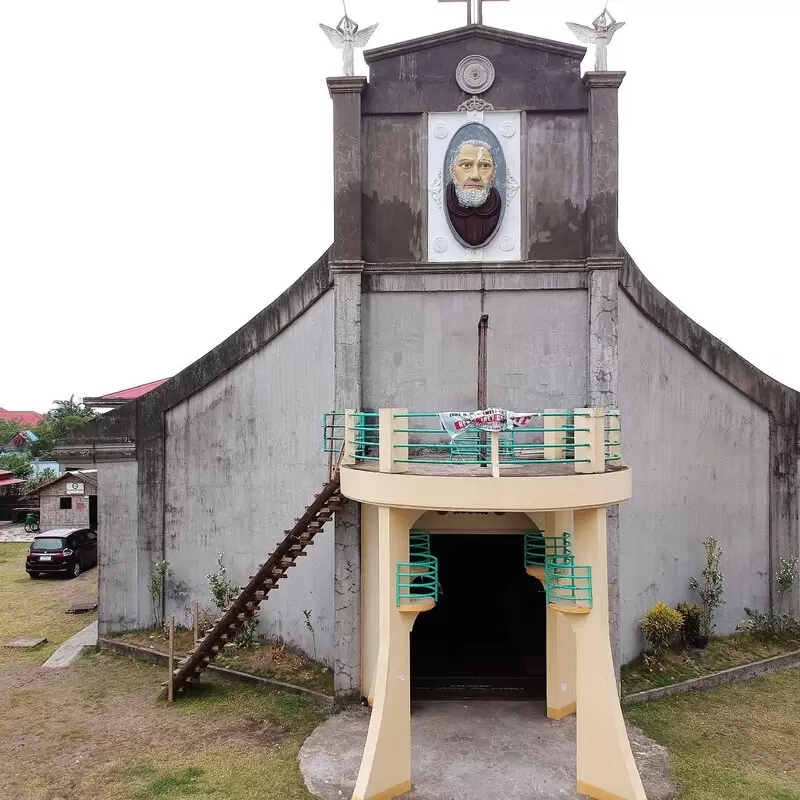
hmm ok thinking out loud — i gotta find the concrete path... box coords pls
[0,523,35,543]
[300,701,676,800]
[43,621,98,668]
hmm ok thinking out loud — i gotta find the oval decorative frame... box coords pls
[442,122,507,250]
[455,55,495,95]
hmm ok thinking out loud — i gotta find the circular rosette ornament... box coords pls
[455,55,496,95]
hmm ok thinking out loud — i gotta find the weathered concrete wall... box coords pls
[364,28,587,115]
[527,114,588,261]
[362,283,588,411]
[97,461,138,635]
[618,291,771,661]
[362,116,425,264]
[485,289,588,410]
[163,291,335,663]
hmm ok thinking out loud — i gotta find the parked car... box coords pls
[25,528,98,579]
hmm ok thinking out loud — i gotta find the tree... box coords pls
[31,396,97,458]
[0,453,33,480]
[0,418,24,446]
[24,467,59,492]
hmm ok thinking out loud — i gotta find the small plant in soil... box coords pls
[640,602,683,656]
[147,560,171,629]
[690,536,725,641]
[206,553,259,649]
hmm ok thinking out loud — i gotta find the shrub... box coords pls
[205,552,258,650]
[690,537,725,637]
[738,608,800,638]
[676,602,703,647]
[641,602,684,655]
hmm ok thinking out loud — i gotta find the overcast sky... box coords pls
[1,0,797,413]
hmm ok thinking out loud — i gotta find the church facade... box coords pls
[60,19,798,714]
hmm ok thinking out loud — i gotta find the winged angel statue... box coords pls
[566,7,625,71]
[319,3,378,77]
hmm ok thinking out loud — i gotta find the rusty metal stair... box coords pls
[162,475,343,698]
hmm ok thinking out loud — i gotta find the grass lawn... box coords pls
[112,628,334,695]
[0,542,98,664]
[625,668,800,800]
[0,651,327,799]
[621,632,800,695]
[0,543,329,800]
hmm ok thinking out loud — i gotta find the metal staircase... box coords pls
[162,475,343,698]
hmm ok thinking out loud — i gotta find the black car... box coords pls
[26,528,98,579]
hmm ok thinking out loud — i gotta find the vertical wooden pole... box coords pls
[193,602,200,646]
[167,616,175,703]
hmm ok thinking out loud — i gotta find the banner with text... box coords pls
[438,408,536,439]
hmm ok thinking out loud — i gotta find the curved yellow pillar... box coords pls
[566,507,646,800]
[544,510,577,720]
[352,506,431,800]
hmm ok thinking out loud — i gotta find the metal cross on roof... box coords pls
[439,0,509,26]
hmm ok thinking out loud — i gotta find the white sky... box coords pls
[1,0,797,413]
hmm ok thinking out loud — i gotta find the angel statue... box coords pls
[566,7,625,71]
[319,2,378,77]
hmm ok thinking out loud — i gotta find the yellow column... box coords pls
[352,506,421,800]
[568,507,646,800]
[545,510,576,720]
[360,504,380,705]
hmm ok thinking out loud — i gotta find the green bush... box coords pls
[676,602,703,647]
[641,602,684,655]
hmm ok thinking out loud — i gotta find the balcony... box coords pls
[323,408,631,513]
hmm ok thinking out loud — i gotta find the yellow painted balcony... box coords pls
[323,408,631,513]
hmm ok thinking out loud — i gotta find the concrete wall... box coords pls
[362,286,588,412]
[97,461,138,635]
[163,291,335,663]
[618,291,771,661]
[527,113,588,261]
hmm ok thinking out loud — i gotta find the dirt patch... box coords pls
[0,651,326,800]
[114,628,334,695]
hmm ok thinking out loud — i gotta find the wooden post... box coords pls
[167,616,175,703]
[491,431,500,478]
[193,602,200,646]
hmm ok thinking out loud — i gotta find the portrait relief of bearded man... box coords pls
[445,139,503,248]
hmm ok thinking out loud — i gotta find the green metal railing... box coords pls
[323,411,380,462]
[323,409,623,468]
[396,555,439,606]
[544,555,592,609]
[410,530,432,561]
[524,531,571,570]
[604,410,622,463]
[392,411,592,466]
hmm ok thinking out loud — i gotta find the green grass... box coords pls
[0,648,329,800]
[0,542,98,664]
[625,668,800,799]
[621,632,800,695]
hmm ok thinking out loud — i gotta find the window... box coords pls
[60,497,72,510]
[31,538,65,552]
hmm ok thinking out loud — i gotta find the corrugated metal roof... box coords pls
[100,380,168,400]
[0,408,44,426]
